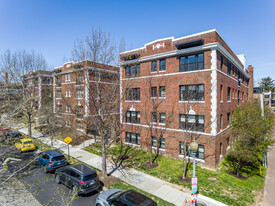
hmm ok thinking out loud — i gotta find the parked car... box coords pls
[96,189,157,206]
[5,131,23,142]
[55,164,100,195]
[15,138,36,152]
[0,127,11,136]
[35,150,67,173]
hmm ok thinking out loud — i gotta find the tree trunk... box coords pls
[28,113,32,137]
[51,136,53,149]
[120,135,123,157]
[236,158,240,177]
[150,146,153,164]
[101,135,107,177]
[182,156,188,179]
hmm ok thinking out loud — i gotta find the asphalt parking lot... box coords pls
[0,144,101,206]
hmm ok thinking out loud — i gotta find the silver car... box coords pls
[96,189,157,206]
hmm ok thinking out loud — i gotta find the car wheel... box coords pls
[96,204,102,206]
[55,175,60,184]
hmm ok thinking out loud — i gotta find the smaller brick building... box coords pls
[53,60,119,134]
[23,70,53,120]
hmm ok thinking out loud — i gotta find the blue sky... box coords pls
[0,0,274,84]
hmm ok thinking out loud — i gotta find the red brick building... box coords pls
[23,70,53,119]
[53,60,119,134]
[120,29,254,168]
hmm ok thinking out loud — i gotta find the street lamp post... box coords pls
[190,140,198,206]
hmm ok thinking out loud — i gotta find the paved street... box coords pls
[0,145,100,206]
[264,129,275,206]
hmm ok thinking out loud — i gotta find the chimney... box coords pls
[5,72,8,84]
[247,65,254,102]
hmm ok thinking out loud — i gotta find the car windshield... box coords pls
[82,173,97,181]
[51,155,65,161]
[124,191,157,206]
[107,191,124,202]
[23,141,33,144]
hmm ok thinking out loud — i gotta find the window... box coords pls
[126,88,140,100]
[227,137,230,151]
[220,55,223,71]
[227,87,231,101]
[220,85,223,101]
[151,112,157,123]
[160,59,166,71]
[66,90,71,97]
[65,73,71,81]
[227,113,230,126]
[151,61,157,72]
[159,86,165,97]
[56,90,62,98]
[126,132,140,145]
[151,87,157,97]
[66,105,71,113]
[76,73,84,85]
[197,145,204,159]
[220,143,222,157]
[76,121,83,130]
[179,142,186,155]
[125,64,140,77]
[160,138,165,149]
[95,72,101,81]
[179,53,204,72]
[179,84,204,101]
[227,61,231,76]
[65,120,71,127]
[265,95,270,98]
[57,105,62,114]
[126,111,140,124]
[152,136,157,147]
[220,114,223,130]
[76,89,84,99]
[76,106,84,119]
[179,114,204,132]
[159,113,166,124]
[34,90,38,97]
[56,76,62,87]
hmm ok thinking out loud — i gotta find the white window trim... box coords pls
[178,101,205,103]
[125,100,140,103]
[125,142,141,147]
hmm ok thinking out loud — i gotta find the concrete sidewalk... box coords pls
[264,129,275,206]
[18,127,226,206]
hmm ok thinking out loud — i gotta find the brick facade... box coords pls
[53,60,119,134]
[120,29,253,169]
[23,70,53,119]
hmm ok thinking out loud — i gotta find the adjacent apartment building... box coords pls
[53,60,119,134]
[120,29,254,168]
[23,70,53,120]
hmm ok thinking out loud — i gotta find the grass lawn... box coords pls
[84,143,265,206]
[108,180,174,206]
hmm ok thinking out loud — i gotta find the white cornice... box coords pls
[121,42,250,79]
[120,29,217,55]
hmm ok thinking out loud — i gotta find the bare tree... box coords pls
[0,49,49,137]
[71,27,122,177]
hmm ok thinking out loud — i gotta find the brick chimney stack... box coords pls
[247,65,254,102]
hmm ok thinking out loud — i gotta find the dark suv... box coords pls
[35,150,67,172]
[5,131,23,142]
[55,164,100,195]
[96,189,157,206]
